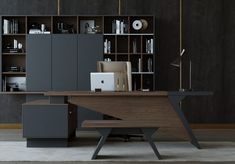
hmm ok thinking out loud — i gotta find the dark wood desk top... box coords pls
[45,91,212,97]
[45,91,168,97]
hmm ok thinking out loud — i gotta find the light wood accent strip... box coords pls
[45,91,168,97]
[0,124,22,129]
[22,99,49,105]
[0,92,44,95]
[190,124,235,129]
[83,120,181,128]
[0,123,235,129]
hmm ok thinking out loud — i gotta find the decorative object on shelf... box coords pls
[146,38,154,53]
[80,20,99,34]
[3,39,24,53]
[104,58,112,62]
[132,39,137,53]
[29,23,50,34]
[10,66,21,72]
[104,39,111,54]
[4,77,26,92]
[18,43,23,50]
[147,58,153,72]
[138,58,142,72]
[57,22,75,34]
[41,24,46,33]
[132,19,148,31]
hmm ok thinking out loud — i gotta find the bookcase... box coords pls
[1,16,27,92]
[1,15,155,93]
[103,16,155,91]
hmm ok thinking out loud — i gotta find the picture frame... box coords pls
[80,20,95,34]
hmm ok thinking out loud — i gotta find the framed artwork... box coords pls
[80,20,95,34]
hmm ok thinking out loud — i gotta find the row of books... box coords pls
[3,19,19,34]
[112,20,128,34]
[137,58,153,72]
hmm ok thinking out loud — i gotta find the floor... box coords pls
[0,129,235,164]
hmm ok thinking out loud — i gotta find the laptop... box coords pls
[90,72,126,91]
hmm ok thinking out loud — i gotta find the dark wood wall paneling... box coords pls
[61,0,118,15]
[0,0,57,123]
[223,0,235,122]
[182,0,224,123]
[0,0,235,123]
[0,0,57,15]
[121,0,180,91]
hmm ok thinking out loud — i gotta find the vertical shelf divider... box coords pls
[77,16,79,34]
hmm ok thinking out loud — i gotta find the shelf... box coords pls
[142,53,154,55]
[132,72,154,75]
[129,53,143,55]
[2,72,26,75]
[104,53,116,55]
[2,34,26,36]
[0,92,44,95]
[2,53,26,56]
[104,33,154,36]
[116,53,129,55]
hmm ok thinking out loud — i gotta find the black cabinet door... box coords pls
[52,34,77,91]
[26,35,52,91]
[77,34,103,90]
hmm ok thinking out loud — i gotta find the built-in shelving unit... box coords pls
[1,15,155,93]
[103,16,155,91]
[1,16,26,92]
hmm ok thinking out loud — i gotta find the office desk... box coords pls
[45,91,212,149]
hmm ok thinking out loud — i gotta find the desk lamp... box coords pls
[170,49,192,91]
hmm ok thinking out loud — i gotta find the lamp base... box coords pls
[179,88,193,92]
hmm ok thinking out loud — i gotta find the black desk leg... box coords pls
[142,128,161,159]
[92,128,112,159]
[169,95,201,149]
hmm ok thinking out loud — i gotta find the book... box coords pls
[3,19,10,34]
[150,39,154,54]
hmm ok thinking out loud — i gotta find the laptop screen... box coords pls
[90,72,126,91]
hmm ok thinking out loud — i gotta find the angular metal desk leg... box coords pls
[142,128,161,159]
[92,128,112,159]
[169,95,201,149]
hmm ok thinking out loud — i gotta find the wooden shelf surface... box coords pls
[132,72,154,74]
[2,72,26,75]
[0,91,44,95]
[2,34,26,36]
[2,53,26,56]
[104,33,154,36]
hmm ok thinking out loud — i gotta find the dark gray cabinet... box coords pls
[77,34,103,90]
[52,34,77,91]
[26,35,52,91]
[77,34,103,129]
[22,100,77,147]
[0,16,2,92]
